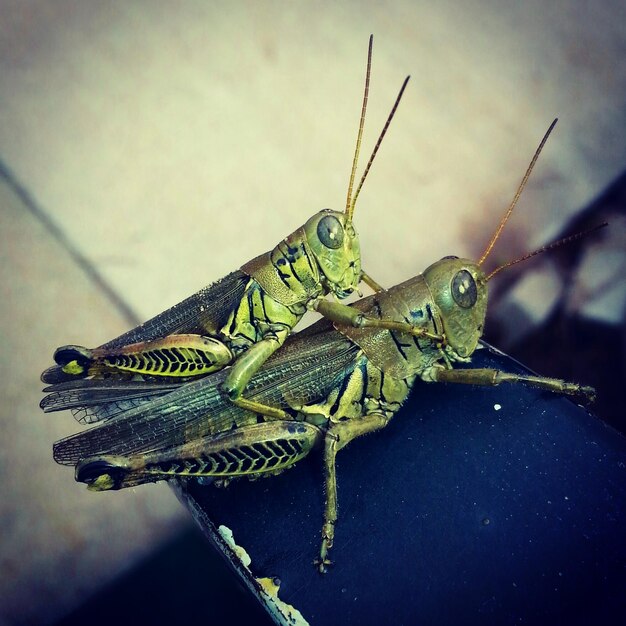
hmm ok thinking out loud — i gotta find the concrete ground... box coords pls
[0,2,624,624]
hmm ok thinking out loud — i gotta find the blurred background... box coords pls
[0,1,624,624]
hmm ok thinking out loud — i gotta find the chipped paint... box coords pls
[218,524,252,567]
[257,577,310,626]
[217,525,309,626]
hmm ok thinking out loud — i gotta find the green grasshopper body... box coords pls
[44,209,363,419]
[43,79,598,572]
[42,37,408,422]
[46,254,594,571]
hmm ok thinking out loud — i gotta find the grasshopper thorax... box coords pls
[303,209,362,299]
[422,257,488,358]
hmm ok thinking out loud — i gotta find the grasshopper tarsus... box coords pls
[317,523,335,574]
[573,385,596,403]
[314,549,333,575]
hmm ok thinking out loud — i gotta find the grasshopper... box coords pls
[42,36,410,421]
[45,120,597,572]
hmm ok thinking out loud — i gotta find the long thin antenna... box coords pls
[345,35,373,222]
[486,222,608,281]
[349,75,410,214]
[478,118,558,266]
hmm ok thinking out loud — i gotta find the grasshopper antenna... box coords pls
[350,75,410,217]
[345,35,410,223]
[345,35,372,223]
[478,118,558,266]
[486,222,608,281]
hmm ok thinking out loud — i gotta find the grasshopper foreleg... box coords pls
[434,367,596,401]
[360,270,385,293]
[314,299,444,343]
[316,411,391,573]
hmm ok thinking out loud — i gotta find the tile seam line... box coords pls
[0,157,140,327]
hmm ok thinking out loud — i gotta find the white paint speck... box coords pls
[494,404,502,411]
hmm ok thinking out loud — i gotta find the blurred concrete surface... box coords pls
[0,1,624,624]
[0,171,189,626]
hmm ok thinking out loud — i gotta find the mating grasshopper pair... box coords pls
[42,38,595,573]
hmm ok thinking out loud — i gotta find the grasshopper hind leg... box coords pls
[54,334,233,379]
[316,411,392,573]
[75,422,324,491]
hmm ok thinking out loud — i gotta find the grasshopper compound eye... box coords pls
[317,214,345,249]
[451,270,477,309]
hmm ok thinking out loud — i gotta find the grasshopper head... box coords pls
[420,122,555,360]
[299,39,408,301]
[303,209,361,298]
[422,257,488,358]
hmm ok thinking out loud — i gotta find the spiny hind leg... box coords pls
[54,334,232,379]
[76,421,324,491]
[316,412,391,573]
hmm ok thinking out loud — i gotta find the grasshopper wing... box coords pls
[41,271,249,384]
[52,322,359,466]
[41,379,182,424]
